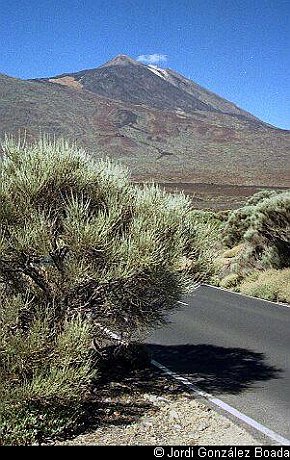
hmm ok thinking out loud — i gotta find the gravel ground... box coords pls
[58,366,260,446]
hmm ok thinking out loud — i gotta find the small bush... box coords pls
[222,189,290,271]
[222,244,245,260]
[219,273,241,290]
[214,189,290,301]
[246,189,283,206]
[279,281,290,304]
[240,280,277,301]
[185,210,224,279]
[239,269,290,303]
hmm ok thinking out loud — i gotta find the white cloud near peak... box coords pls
[136,53,168,65]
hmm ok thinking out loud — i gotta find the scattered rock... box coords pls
[57,394,259,446]
[141,417,154,428]
[169,409,179,421]
[197,421,210,431]
[157,396,171,403]
[145,394,159,404]
[173,424,182,430]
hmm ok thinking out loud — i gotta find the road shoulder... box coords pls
[59,392,259,446]
[57,367,259,446]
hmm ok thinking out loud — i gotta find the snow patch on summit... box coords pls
[147,65,169,81]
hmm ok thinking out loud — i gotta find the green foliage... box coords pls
[0,137,199,444]
[0,401,85,446]
[245,189,283,206]
[222,205,257,248]
[219,273,241,290]
[222,189,290,270]
[239,269,290,303]
[1,137,195,333]
[222,244,244,259]
[0,290,92,445]
[183,210,224,280]
[212,190,290,304]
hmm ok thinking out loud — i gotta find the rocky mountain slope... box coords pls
[1,55,290,187]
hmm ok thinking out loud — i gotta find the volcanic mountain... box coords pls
[1,55,290,193]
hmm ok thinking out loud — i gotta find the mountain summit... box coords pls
[0,55,289,191]
[101,54,140,67]
[39,55,259,122]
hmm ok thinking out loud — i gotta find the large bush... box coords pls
[0,137,197,444]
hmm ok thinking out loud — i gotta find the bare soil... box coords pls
[56,366,259,446]
[157,183,290,210]
[59,394,258,446]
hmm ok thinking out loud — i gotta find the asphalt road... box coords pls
[145,285,290,441]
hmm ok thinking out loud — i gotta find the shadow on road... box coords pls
[146,343,282,395]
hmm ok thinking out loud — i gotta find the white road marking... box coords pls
[151,359,290,446]
[95,323,127,344]
[95,310,290,444]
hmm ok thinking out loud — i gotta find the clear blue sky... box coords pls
[1,0,289,129]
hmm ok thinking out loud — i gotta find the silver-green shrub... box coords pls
[0,137,198,444]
